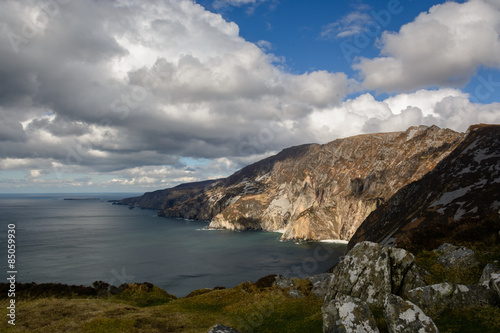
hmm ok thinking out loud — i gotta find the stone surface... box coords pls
[322,294,379,333]
[407,282,500,316]
[273,275,295,289]
[383,294,439,333]
[324,242,427,306]
[348,124,500,252]
[120,125,463,242]
[480,263,500,298]
[208,324,240,333]
[306,273,333,298]
[433,243,480,270]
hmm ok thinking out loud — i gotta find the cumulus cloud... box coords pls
[355,0,500,92]
[307,89,500,142]
[0,0,499,192]
[0,0,356,190]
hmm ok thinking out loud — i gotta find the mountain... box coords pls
[119,125,464,242]
[347,124,500,252]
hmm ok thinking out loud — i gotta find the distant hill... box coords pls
[119,125,463,242]
[347,124,500,252]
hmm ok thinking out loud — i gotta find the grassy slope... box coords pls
[2,238,499,333]
[0,279,323,333]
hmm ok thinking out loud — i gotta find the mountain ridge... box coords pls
[347,123,500,252]
[119,124,464,241]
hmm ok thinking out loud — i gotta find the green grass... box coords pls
[0,280,324,333]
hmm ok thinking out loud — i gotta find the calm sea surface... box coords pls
[0,194,345,296]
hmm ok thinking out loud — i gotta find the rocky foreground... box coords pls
[119,125,463,241]
[2,240,499,332]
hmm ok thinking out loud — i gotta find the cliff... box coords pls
[120,125,464,241]
[347,124,500,251]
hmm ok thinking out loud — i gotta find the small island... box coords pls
[63,198,101,201]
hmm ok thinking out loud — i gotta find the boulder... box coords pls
[322,294,379,333]
[273,275,303,298]
[306,273,332,298]
[273,275,295,289]
[383,294,438,333]
[480,263,500,298]
[433,243,480,270]
[407,282,499,316]
[324,242,427,305]
[208,324,240,333]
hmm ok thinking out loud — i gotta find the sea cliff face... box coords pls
[120,125,464,242]
[347,124,500,251]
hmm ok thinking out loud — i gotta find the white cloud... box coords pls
[321,11,374,39]
[307,89,500,142]
[355,0,500,92]
[0,0,499,192]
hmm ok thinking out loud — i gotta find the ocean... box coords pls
[0,193,346,297]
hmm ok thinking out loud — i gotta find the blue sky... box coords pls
[0,0,499,193]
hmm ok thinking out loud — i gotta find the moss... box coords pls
[81,318,136,333]
[434,306,500,333]
[414,250,482,285]
[369,305,388,333]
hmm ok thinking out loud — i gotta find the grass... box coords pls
[0,279,323,333]
[433,306,500,333]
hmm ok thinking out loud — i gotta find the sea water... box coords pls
[0,194,346,297]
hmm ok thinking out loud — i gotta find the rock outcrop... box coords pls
[208,324,240,333]
[407,282,499,316]
[120,125,463,241]
[324,242,427,306]
[433,243,481,270]
[348,124,500,251]
[383,294,438,333]
[322,294,380,333]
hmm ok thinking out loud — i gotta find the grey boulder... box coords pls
[383,293,438,333]
[322,294,379,333]
[325,242,427,305]
[208,324,240,333]
[407,282,499,316]
[433,243,480,270]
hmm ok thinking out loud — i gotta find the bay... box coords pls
[0,194,346,297]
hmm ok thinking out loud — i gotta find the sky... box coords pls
[0,0,499,193]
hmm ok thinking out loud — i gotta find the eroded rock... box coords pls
[322,294,379,333]
[383,294,438,333]
[407,282,499,316]
[208,324,240,333]
[480,263,500,298]
[306,273,332,298]
[433,243,480,270]
[324,242,427,305]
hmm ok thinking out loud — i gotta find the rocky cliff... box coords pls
[120,125,463,241]
[348,124,500,251]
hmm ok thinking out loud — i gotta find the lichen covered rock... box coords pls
[407,282,500,316]
[479,263,500,299]
[322,294,379,333]
[306,273,333,298]
[324,242,427,305]
[383,294,438,333]
[208,324,240,333]
[433,243,480,270]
